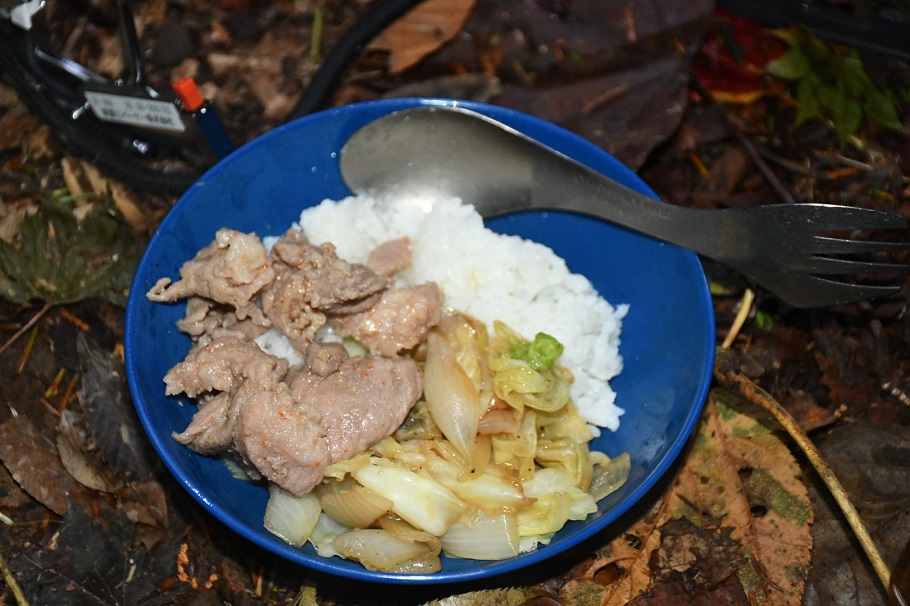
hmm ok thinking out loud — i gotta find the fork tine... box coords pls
[795,277,904,307]
[811,236,910,255]
[804,205,909,232]
[801,256,909,275]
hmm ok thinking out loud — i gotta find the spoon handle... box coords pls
[341,107,723,257]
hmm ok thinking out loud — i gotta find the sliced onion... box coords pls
[424,330,482,464]
[332,529,436,572]
[353,458,466,536]
[386,551,442,574]
[263,484,321,547]
[374,515,444,573]
[519,468,588,537]
[536,438,592,491]
[589,451,631,502]
[378,515,442,555]
[221,455,256,481]
[440,511,519,560]
[468,434,492,478]
[491,410,537,480]
[318,481,394,529]
[308,513,349,558]
[424,450,533,514]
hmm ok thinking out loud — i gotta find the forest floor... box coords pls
[1,1,909,605]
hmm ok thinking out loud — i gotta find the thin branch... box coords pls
[0,301,53,360]
[0,550,30,606]
[690,76,798,205]
[721,288,754,349]
[714,348,892,592]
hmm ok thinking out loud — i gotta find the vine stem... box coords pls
[714,347,892,592]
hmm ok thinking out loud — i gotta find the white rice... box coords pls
[291,193,628,432]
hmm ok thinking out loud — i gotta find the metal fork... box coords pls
[340,106,909,308]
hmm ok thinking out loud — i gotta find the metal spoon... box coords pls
[339,105,908,308]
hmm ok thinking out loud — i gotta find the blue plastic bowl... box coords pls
[125,98,715,585]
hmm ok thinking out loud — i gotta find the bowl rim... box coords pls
[124,97,716,585]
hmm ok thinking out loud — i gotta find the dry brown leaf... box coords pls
[0,105,38,154]
[561,503,664,606]
[0,415,94,515]
[560,394,813,605]
[61,156,150,232]
[56,410,123,494]
[370,0,478,74]
[668,395,813,604]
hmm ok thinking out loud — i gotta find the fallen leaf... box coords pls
[813,326,891,410]
[56,409,123,493]
[370,0,478,74]
[0,462,32,510]
[78,334,158,482]
[384,73,502,103]
[0,192,143,306]
[671,394,813,605]
[61,157,151,232]
[560,393,813,605]
[498,54,694,170]
[15,506,184,605]
[627,570,749,605]
[422,587,559,605]
[0,105,41,154]
[118,479,169,529]
[117,478,171,550]
[0,415,94,516]
[650,518,741,585]
[693,8,786,104]
[804,423,910,606]
[560,503,663,606]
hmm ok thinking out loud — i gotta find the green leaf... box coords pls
[840,53,873,96]
[0,194,144,306]
[767,48,809,80]
[768,27,905,145]
[833,97,864,145]
[794,76,823,126]
[864,90,905,131]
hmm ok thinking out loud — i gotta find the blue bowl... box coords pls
[124,98,715,584]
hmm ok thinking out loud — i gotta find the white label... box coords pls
[84,91,186,132]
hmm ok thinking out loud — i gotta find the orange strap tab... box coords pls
[172,77,205,112]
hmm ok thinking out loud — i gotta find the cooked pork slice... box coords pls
[332,283,444,356]
[233,381,332,496]
[303,341,349,377]
[163,335,288,398]
[289,354,422,462]
[269,229,389,314]
[260,271,328,351]
[147,228,274,326]
[173,391,235,453]
[177,297,269,345]
[367,236,413,276]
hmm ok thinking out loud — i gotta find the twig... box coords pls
[0,551,30,606]
[754,144,816,176]
[722,288,754,349]
[309,0,326,67]
[0,301,53,360]
[690,76,798,205]
[714,348,892,592]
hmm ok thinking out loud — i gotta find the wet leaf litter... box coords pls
[1,1,909,604]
